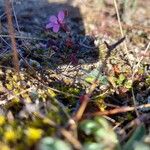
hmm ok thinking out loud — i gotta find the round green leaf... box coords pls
[39,137,72,150]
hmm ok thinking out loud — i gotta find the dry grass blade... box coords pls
[0,34,45,41]
[113,0,132,66]
[132,42,150,79]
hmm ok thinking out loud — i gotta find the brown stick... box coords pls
[5,0,19,74]
[84,104,150,116]
[73,94,90,121]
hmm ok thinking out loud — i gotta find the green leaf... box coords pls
[95,128,118,144]
[83,142,104,150]
[94,117,109,129]
[134,142,150,150]
[123,124,146,150]
[80,117,120,150]
[39,137,72,150]
[94,117,118,145]
[85,69,108,85]
[80,120,99,135]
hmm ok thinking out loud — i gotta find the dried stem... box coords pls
[113,0,132,66]
[85,103,150,116]
[5,0,20,74]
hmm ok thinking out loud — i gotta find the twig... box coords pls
[84,103,150,116]
[60,128,82,150]
[0,34,45,41]
[73,94,90,121]
[0,35,11,57]
[120,113,150,143]
[132,42,150,80]
[124,113,150,130]
[5,0,19,74]
[11,0,20,33]
[131,87,139,117]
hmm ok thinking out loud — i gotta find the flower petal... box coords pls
[58,11,64,23]
[49,15,58,24]
[53,24,60,33]
[46,23,53,29]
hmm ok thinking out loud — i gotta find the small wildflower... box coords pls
[4,128,17,142]
[25,127,43,142]
[0,115,5,126]
[46,10,65,33]
[47,88,56,98]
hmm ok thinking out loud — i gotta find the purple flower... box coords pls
[46,11,65,33]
